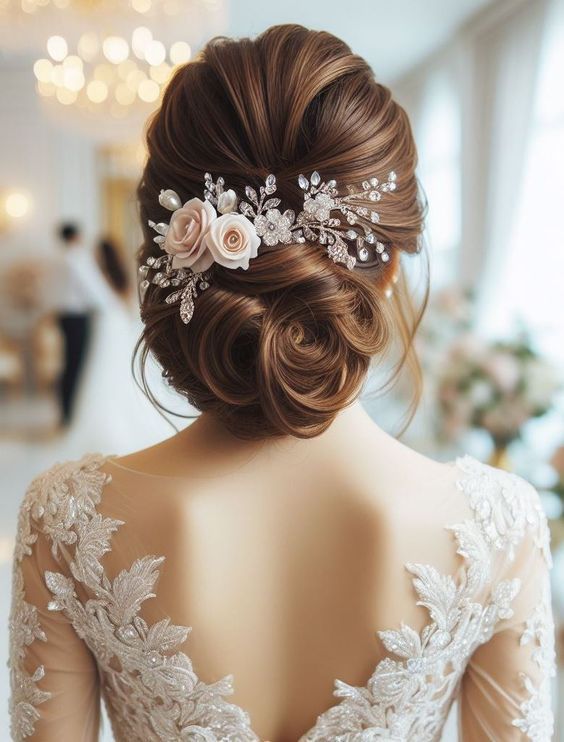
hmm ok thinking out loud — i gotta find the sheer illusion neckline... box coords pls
[105,450,460,484]
[10,451,554,741]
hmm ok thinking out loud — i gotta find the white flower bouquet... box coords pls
[436,333,561,448]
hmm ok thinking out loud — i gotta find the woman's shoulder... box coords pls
[451,453,552,567]
[17,453,112,557]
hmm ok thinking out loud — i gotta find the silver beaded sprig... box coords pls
[202,170,396,269]
[139,254,211,325]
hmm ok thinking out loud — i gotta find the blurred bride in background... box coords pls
[54,230,184,453]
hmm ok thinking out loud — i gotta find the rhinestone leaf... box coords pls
[358,247,369,262]
[310,171,321,186]
[283,209,295,224]
[266,174,276,189]
[298,174,309,190]
[264,198,281,209]
[388,170,397,182]
[165,289,184,304]
[239,201,255,217]
[245,186,258,204]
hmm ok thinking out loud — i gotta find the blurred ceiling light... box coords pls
[33,24,198,115]
[169,41,191,65]
[63,54,83,69]
[33,58,53,83]
[131,0,152,12]
[51,64,64,86]
[47,35,67,62]
[102,36,129,64]
[137,78,159,102]
[132,26,153,59]
[94,63,114,83]
[87,79,108,103]
[7,0,186,12]
[149,62,171,84]
[126,68,147,91]
[77,32,100,62]
[144,39,165,66]
[115,83,136,105]
[62,65,85,91]
[36,80,56,96]
[5,192,31,219]
[118,59,137,79]
[56,87,77,104]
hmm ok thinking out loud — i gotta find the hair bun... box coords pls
[137,24,425,439]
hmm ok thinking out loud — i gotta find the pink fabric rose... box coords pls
[202,213,260,270]
[163,197,216,272]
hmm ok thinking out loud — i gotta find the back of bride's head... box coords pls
[137,23,425,439]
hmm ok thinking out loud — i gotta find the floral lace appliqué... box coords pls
[512,574,556,741]
[9,453,554,741]
[300,455,553,741]
[17,454,258,741]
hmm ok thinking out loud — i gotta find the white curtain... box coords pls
[466,0,549,329]
[393,0,550,304]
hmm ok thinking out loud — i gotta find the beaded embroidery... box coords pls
[9,453,554,740]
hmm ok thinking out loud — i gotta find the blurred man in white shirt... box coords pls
[53,222,116,426]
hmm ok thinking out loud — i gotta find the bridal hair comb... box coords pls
[139,170,397,324]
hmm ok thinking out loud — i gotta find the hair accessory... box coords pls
[140,170,396,324]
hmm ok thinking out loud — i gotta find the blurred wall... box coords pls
[0,56,100,254]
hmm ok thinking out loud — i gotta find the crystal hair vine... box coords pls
[139,169,397,324]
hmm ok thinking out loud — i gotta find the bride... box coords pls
[8,24,555,741]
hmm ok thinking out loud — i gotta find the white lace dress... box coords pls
[8,453,556,741]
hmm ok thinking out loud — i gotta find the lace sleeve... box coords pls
[9,463,101,741]
[459,479,556,741]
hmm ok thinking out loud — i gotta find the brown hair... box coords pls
[136,24,427,439]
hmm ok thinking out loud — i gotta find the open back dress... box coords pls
[9,451,555,740]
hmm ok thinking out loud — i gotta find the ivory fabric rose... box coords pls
[202,213,260,270]
[163,197,216,272]
[217,189,238,214]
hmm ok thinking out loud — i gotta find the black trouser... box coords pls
[57,312,92,425]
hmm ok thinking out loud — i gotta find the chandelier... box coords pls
[0,0,224,120]
[33,26,191,115]
[2,0,190,16]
